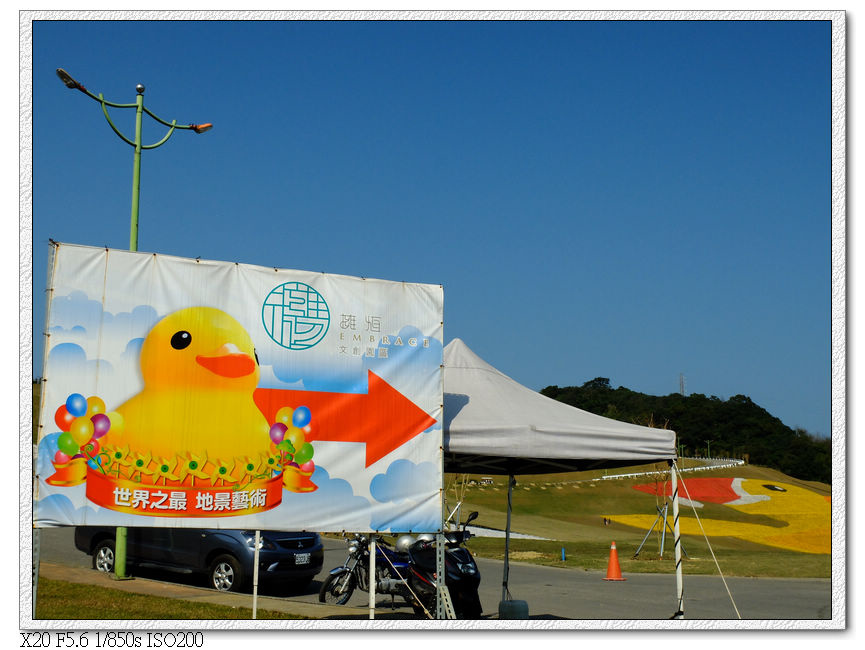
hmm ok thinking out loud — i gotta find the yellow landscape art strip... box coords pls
[611,479,830,554]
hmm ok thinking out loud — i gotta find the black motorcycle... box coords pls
[406,511,482,619]
[318,512,482,619]
[318,532,414,608]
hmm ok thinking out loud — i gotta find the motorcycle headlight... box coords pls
[456,562,477,575]
[348,542,360,555]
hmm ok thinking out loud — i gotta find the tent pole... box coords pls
[502,473,514,603]
[670,460,684,619]
[659,502,668,557]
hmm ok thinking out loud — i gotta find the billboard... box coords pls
[34,243,444,533]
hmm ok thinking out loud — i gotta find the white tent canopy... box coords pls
[440,339,684,618]
[442,338,677,475]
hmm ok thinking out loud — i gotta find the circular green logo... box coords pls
[262,282,330,350]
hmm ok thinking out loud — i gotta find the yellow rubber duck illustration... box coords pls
[108,307,271,465]
[612,478,830,554]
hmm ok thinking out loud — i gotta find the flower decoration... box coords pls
[153,457,180,485]
[44,393,319,504]
[237,456,263,486]
[128,451,154,483]
[177,452,210,486]
[103,444,132,478]
[209,459,238,487]
[260,450,282,477]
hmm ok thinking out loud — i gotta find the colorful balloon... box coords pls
[294,442,314,465]
[57,432,80,457]
[66,393,88,418]
[299,460,315,473]
[275,406,294,427]
[54,450,71,465]
[269,422,288,444]
[69,417,95,446]
[54,405,75,432]
[86,396,106,416]
[106,411,124,434]
[91,413,111,438]
[285,426,305,452]
[292,406,311,428]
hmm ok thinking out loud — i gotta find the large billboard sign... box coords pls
[34,243,444,533]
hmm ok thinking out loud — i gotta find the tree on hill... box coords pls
[541,378,830,484]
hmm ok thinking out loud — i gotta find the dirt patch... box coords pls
[510,551,545,560]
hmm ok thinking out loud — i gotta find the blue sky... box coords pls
[29,18,832,437]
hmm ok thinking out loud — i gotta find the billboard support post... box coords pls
[252,530,261,619]
[114,526,128,581]
[369,535,376,619]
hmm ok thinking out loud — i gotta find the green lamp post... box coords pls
[54,68,212,579]
[55,68,212,252]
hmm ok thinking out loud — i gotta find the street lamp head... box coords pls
[56,68,80,89]
[136,83,146,95]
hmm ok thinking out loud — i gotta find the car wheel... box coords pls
[92,539,115,573]
[318,570,356,605]
[209,554,244,592]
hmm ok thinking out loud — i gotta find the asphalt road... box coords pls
[33,527,832,621]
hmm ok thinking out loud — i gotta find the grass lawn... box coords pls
[464,535,830,578]
[34,577,311,620]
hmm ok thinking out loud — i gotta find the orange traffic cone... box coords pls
[603,541,626,581]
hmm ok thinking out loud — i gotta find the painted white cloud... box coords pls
[370,458,439,505]
[368,459,441,532]
[34,487,162,528]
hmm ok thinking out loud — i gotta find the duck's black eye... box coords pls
[254,348,259,365]
[171,330,192,350]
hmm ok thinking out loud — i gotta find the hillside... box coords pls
[447,464,831,578]
[541,378,830,484]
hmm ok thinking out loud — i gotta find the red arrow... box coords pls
[254,370,437,467]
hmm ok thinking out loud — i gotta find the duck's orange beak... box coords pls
[196,343,256,378]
